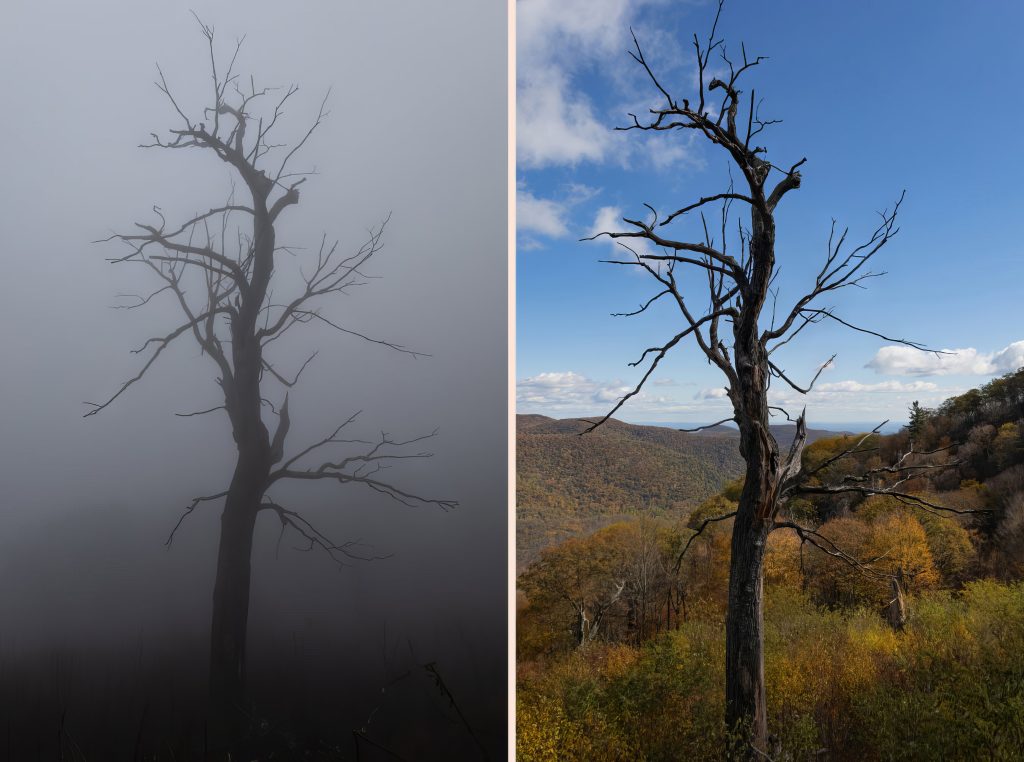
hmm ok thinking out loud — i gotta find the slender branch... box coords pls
[792,484,987,516]
[672,511,737,575]
[579,309,733,434]
[772,520,894,581]
[768,354,834,395]
[261,499,392,567]
[661,192,755,227]
[84,309,228,417]
[165,490,229,547]
[679,417,736,433]
[174,405,227,418]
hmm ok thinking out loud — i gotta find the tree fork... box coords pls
[90,19,455,752]
[584,4,924,757]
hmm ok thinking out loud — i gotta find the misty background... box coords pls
[0,1,506,752]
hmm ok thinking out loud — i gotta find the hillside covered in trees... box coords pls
[517,415,842,567]
[517,369,1024,760]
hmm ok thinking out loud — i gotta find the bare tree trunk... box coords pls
[725,490,770,753]
[92,25,456,751]
[885,566,908,631]
[208,446,267,739]
[725,406,776,753]
[209,329,271,740]
[573,605,587,648]
[586,11,918,756]
[726,255,776,755]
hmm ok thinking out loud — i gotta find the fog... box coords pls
[0,2,506,756]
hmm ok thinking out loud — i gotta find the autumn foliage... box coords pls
[518,369,1024,760]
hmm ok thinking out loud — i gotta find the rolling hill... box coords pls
[516,414,843,567]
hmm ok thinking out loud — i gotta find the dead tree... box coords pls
[87,20,454,740]
[581,2,973,755]
[885,566,908,631]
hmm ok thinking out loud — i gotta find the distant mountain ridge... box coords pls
[516,414,843,568]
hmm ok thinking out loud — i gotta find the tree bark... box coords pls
[724,209,777,755]
[725,484,770,753]
[208,321,272,740]
[208,444,268,740]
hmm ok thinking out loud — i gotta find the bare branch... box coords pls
[768,354,834,395]
[611,288,671,317]
[661,192,755,227]
[579,308,735,434]
[84,309,228,417]
[166,490,229,547]
[261,352,317,388]
[261,499,392,567]
[771,520,894,581]
[275,88,330,183]
[678,418,736,433]
[794,484,986,517]
[269,465,457,512]
[174,405,227,418]
[672,511,737,575]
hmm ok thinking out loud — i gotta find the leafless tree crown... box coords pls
[89,17,455,565]
[584,0,973,582]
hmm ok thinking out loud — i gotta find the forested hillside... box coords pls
[518,369,1024,760]
[517,415,843,567]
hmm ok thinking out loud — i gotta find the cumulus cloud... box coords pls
[517,370,708,416]
[762,376,964,422]
[517,190,570,238]
[517,182,601,243]
[517,0,629,167]
[517,371,632,411]
[587,206,656,261]
[518,74,614,168]
[517,0,685,169]
[696,387,729,400]
[589,206,625,240]
[867,341,1024,377]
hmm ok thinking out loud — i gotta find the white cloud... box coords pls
[518,0,632,61]
[517,371,632,411]
[518,370,954,423]
[517,182,601,243]
[866,341,1024,377]
[517,369,712,417]
[518,74,615,168]
[763,376,963,423]
[700,379,936,406]
[517,0,688,169]
[992,342,1024,372]
[814,380,939,394]
[517,190,570,237]
[589,206,625,240]
[696,387,728,400]
[587,206,655,261]
[517,0,630,167]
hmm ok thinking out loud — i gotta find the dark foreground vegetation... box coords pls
[517,369,1024,760]
[0,636,502,760]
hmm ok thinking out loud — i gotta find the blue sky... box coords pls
[517,0,1024,426]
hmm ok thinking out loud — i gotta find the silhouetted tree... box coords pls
[88,19,454,743]
[582,2,972,755]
